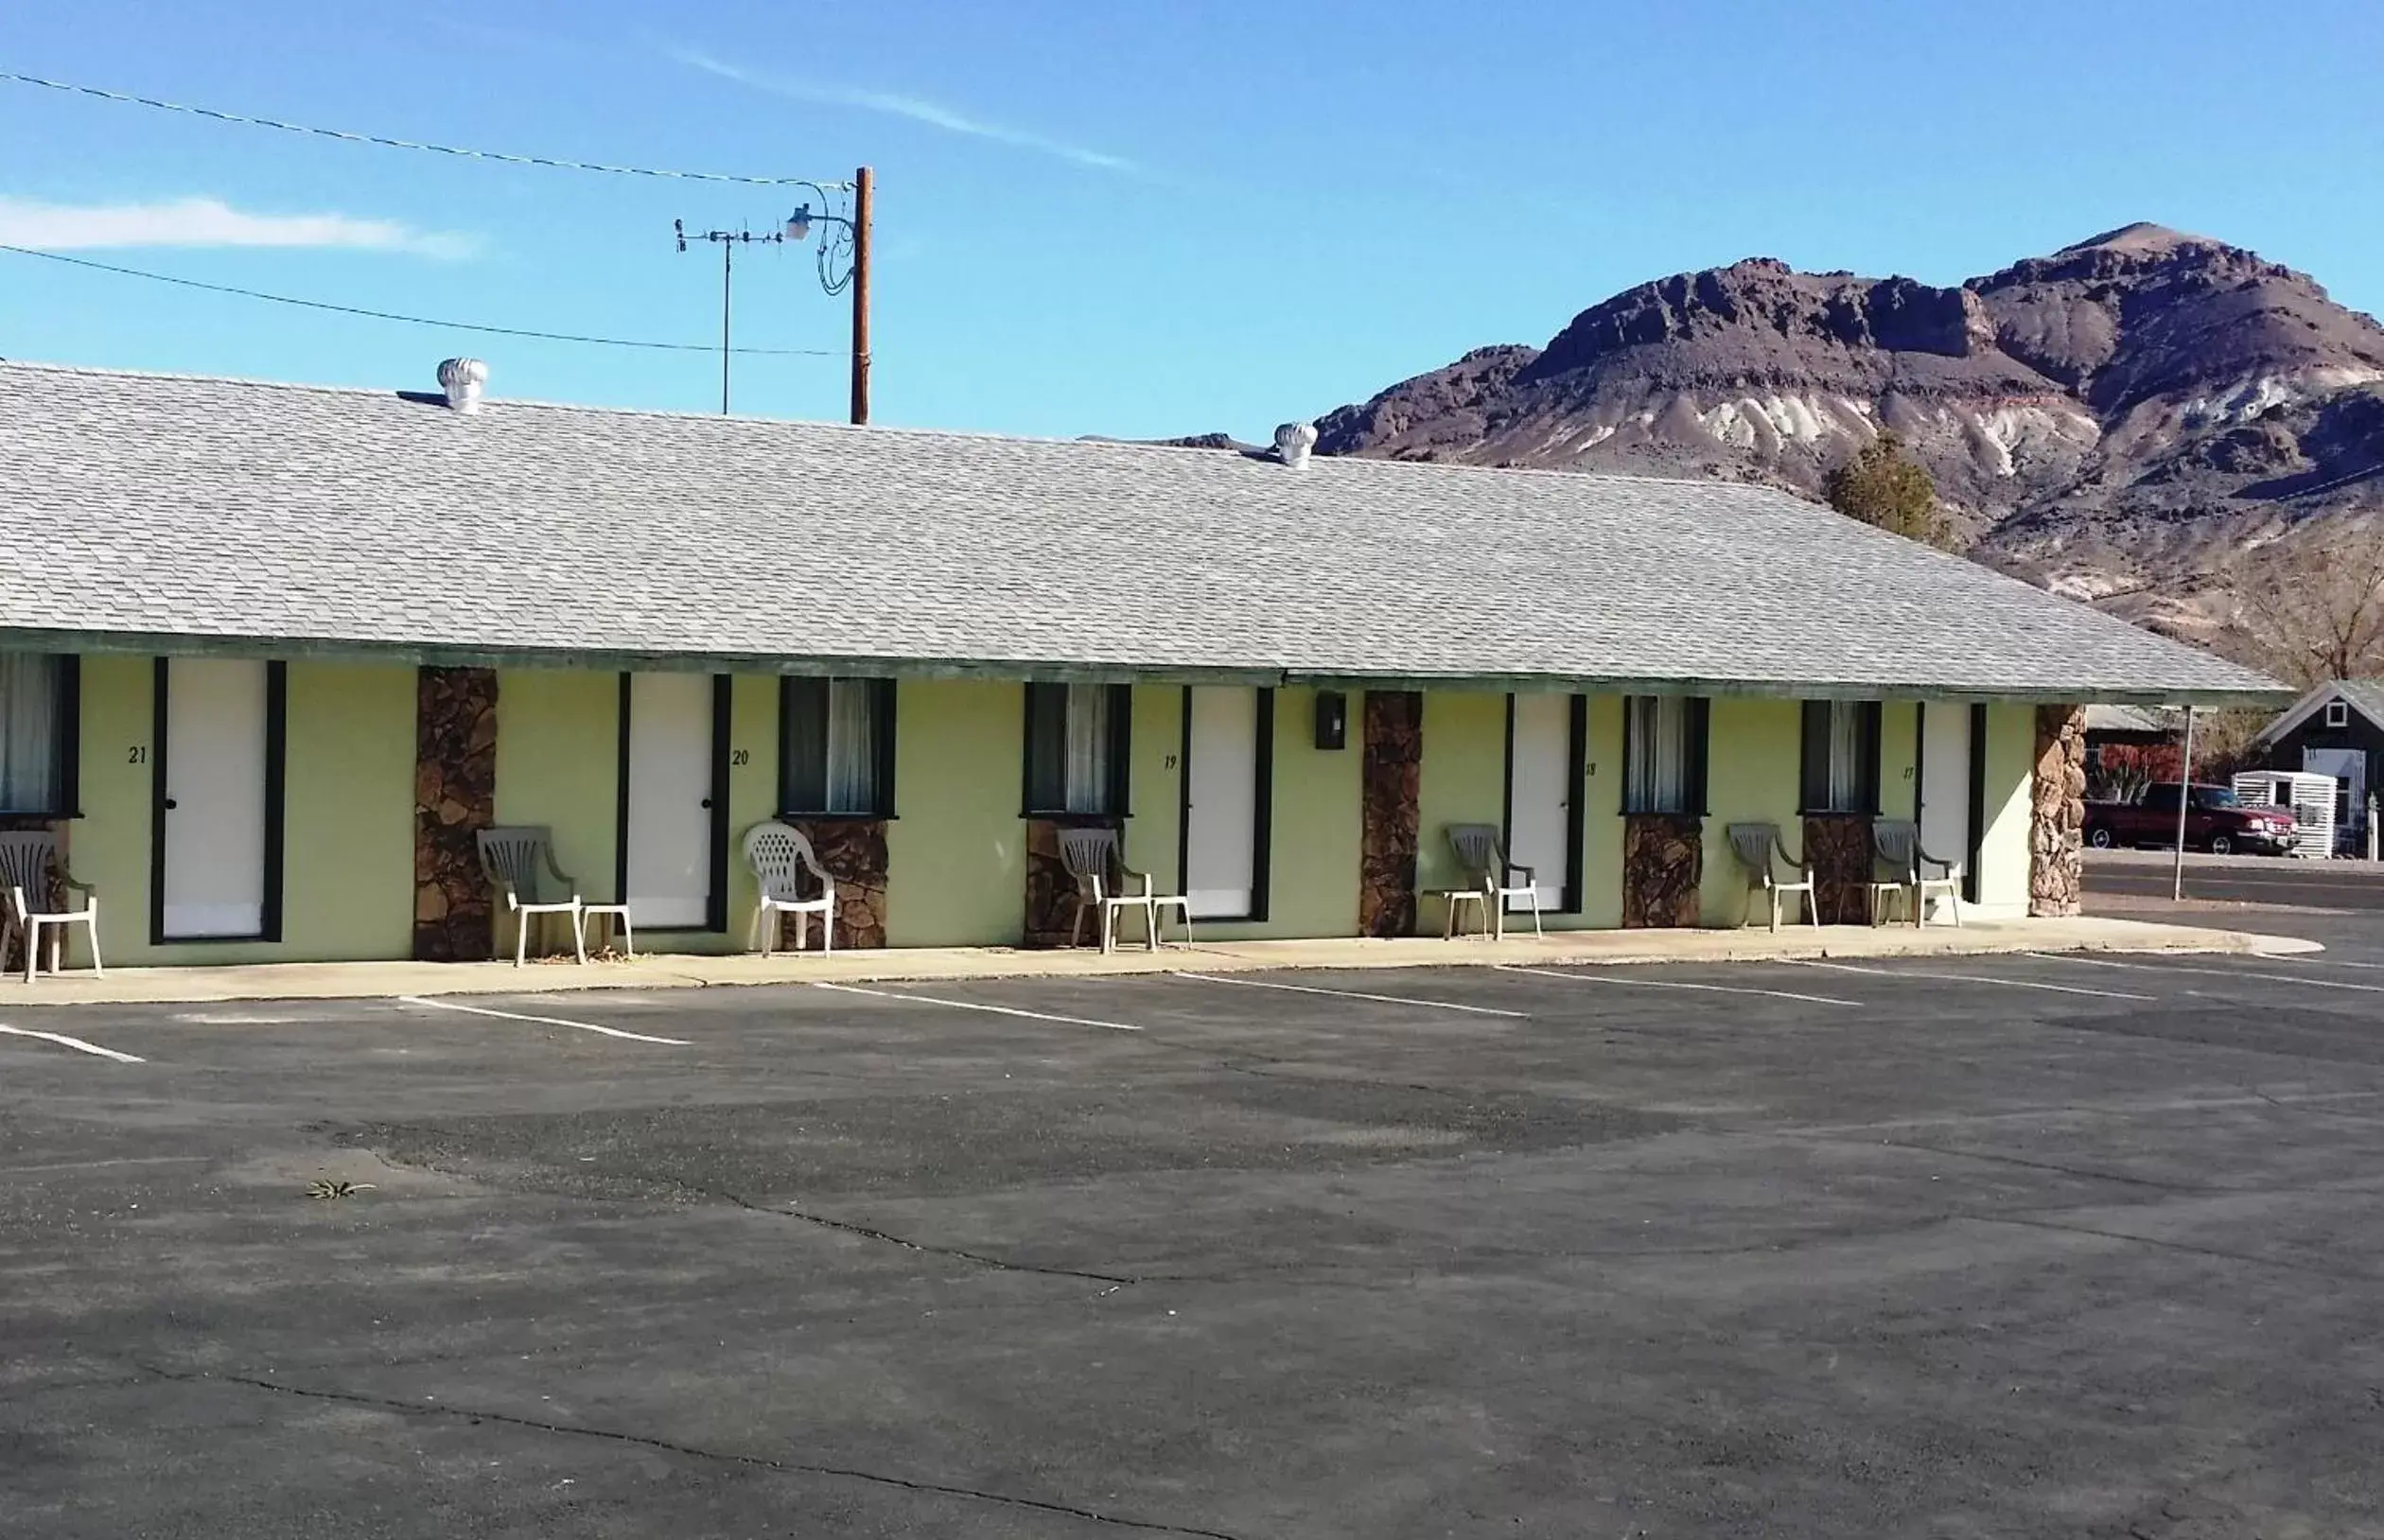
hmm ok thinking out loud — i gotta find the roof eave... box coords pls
[0,625,2293,708]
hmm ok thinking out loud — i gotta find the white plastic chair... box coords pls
[0,831,101,982]
[745,821,836,955]
[1727,822,1817,932]
[476,826,586,967]
[1054,826,1159,954]
[1872,819,1963,928]
[1445,823,1543,940]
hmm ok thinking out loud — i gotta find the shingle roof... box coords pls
[0,360,2288,703]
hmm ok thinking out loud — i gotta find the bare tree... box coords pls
[2225,520,2384,688]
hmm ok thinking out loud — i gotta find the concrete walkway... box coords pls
[0,915,2317,1006]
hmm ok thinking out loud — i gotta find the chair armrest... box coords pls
[1505,862,1536,885]
[1117,867,1153,899]
[53,862,96,900]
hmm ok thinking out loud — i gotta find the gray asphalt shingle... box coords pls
[0,361,2285,703]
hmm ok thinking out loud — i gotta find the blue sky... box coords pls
[5,0,2380,439]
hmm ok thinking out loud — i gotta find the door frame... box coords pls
[149,656,288,945]
[613,672,732,934]
[1174,685,1273,923]
[1502,692,1586,914]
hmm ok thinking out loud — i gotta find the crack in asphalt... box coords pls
[567,1164,1150,1287]
[132,1363,1255,1539]
[1961,1213,2376,1284]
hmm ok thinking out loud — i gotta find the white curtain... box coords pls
[1063,683,1110,814]
[1828,701,1865,812]
[1628,696,1687,814]
[0,653,58,814]
[824,678,877,813]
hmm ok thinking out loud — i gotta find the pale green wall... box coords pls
[1193,686,1363,942]
[1416,690,1508,901]
[885,678,1027,947]
[1699,697,1805,926]
[61,656,415,965]
[1882,701,1920,821]
[1978,702,2036,915]
[723,674,777,948]
[1124,685,1183,890]
[495,667,621,907]
[42,655,2060,963]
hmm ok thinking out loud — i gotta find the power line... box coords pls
[0,244,837,356]
[0,71,852,189]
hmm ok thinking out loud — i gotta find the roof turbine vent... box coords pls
[436,357,488,414]
[1273,420,1319,468]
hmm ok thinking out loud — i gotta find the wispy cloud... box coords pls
[0,196,475,258]
[673,47,1135,173]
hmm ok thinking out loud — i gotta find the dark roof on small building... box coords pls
[2256,679,2384,744]
[0,360,2288,703]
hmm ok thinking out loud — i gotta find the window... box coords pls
[780,677,895,815]
[1621,695,1707,815]
[1025,682,1131,816]
[1800,700,1882,814]
[2325,700,2350,728]
[0,652,76,815]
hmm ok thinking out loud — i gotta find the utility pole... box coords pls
[2172,706,2197,901]
[850,166,872,426]
[674,166,872,423]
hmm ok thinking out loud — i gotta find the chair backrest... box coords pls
[1443,823,1501,887]
[1054,826,1122,897]
[743,820,827,902]
[0,831,55,917]
[1725,822,1782,884]
[477,826,558,905]
[1872,818,1920,877]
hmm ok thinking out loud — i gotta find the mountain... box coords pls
[1310,224,2384,637]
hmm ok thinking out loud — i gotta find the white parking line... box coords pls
[812,981,1141,1032]
[1494,965,1859,1008]
[1791,960,2154,1001]
[0,1022,144,1063]
[1173,971,1526,1018]
[2022,954,2384,996]
[394,996,692,1044]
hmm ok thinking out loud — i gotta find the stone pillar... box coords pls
[1802,814,1875,925]
[1022,818,1106,948]
[2030,704,2087,918]
[1358,691,1423,939]
[412,666,499,962]
[787,818,888,949]
[1621,814,1703,928]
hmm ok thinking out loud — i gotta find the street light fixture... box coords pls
[674,166,873,423]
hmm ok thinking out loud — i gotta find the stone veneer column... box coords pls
[787,819,889,949]
[2029,704,2087,918]
[412,666,499,961]
[1801,814,1875,925]
[1022,818,1095,948]
[1358,691,1423,939]
[1621,814,1704,928]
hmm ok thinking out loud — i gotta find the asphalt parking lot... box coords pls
[6,917,2384,1537]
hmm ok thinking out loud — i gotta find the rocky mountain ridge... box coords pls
[1307,224,2384,636]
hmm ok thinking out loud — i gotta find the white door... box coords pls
[624,673,716,928]
[1506,693,1570,911]
[1183,686,1260,919]
[161,657,271,938]
[2304,747,2363,841]
[1920,702,1972,899]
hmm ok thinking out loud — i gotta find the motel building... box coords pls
[0,359,2284,971]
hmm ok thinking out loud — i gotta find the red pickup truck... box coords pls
[2084,783,2297,855]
